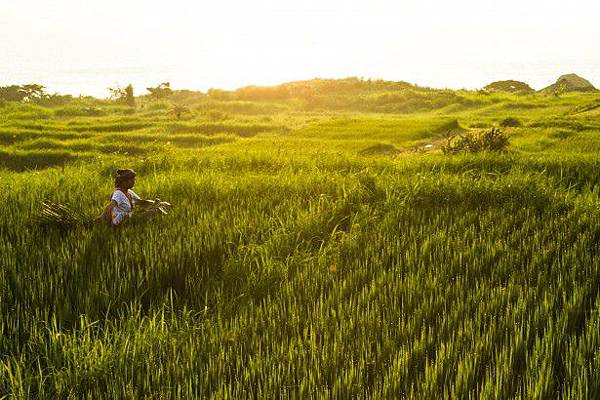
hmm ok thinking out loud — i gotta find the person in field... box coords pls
[97,169,141,225]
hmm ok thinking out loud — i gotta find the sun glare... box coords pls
[1,0,599,95]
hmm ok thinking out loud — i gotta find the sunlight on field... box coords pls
[1,79,600,397]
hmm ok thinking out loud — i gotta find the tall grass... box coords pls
[1,89,600,397]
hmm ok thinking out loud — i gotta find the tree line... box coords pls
[0,82,174,107]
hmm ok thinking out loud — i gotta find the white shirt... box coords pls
[111,189,140,225]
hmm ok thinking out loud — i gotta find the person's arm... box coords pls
[129,190,142,206]
[133,198,155,206]
[129,191,161,206]
[128,190,170,208]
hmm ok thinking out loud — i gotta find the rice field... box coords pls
[1,85,600,398]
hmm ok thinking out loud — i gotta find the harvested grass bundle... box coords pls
[37,199,172,229]
[132,199,172,222]
[37,200,92,229]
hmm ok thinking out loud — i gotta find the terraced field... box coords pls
[1,86,600,398]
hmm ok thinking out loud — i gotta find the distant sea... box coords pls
[1,61,599,99]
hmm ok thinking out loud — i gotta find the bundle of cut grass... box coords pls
[132,199,173,221]
[37,200,92,229]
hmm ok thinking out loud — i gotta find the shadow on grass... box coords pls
[0,150,82,171]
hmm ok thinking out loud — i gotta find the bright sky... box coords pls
[1,0,599,96]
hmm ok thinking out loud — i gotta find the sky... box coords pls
[1,0,599,97]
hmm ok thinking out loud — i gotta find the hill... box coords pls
[541,73,597,93]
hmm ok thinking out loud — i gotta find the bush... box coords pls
[359,143,399,156]
[442,128,509,154]
[170,104,191,120]
[499,117,522,127]
[35,94,74,107]
[54,106,106,117]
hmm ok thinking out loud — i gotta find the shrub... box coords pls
[359,143,398,156]
[35,93,73,107]
[499,117,522,127]
[54,106,106,117]
[442,128,509,154]
[435,119,461,133]
[170,104,191,120]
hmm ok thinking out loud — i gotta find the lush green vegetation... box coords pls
[1,79,600,398]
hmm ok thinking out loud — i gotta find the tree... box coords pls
[20,84,47,102]
[0,85,27,102]
[108,84,135,107]
[123,84,135,107]
[0,84,47,102]
[146,82,173,100]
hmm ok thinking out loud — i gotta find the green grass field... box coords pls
[1,81,600,398]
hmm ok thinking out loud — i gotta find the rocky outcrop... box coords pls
[541,74,597,93]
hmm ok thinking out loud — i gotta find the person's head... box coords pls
[115,169,136,189]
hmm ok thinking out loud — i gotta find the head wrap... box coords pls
[116,169,136,179]
[115,169,137,187]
